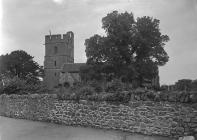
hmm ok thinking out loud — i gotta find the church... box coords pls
[43,31,160,90]
[43,31,85,89]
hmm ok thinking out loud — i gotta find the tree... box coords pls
[83,11,169,86]
[191,80,197,91]
[80,64,103,82]
[175,79,192,91]
[0,50,42,84]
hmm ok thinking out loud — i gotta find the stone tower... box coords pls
[44,31,74,89]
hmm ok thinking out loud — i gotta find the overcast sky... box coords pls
[0,0,197,84]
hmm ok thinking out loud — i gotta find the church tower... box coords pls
[44,31,74,89]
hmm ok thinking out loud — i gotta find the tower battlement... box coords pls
[44,31,74,89]
[45,31,74,43]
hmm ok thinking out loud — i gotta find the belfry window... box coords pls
[54,46,58,54]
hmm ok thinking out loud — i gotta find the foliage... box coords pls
[104,79,124,92]
[175,79,197,91]
[79,64,104,81]
[57,84,96,100]
[21,83,48,94]
[0,77,26,95]
[83,11,169,87]
[191,80,197,91]
[54,77,197,103]
[76,85,95,98]
[0,50,43,84]
[56,84,197,103]
[0,76,48,95]
[102,91,131,103]
[87,80,103,93]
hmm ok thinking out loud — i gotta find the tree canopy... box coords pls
[0,50,43,84]
[175,79,197,91]
[82,11,170,86]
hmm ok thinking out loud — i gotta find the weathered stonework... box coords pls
[44,31,74,89]
[0,94,197,138]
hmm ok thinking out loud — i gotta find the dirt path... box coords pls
[0,116,172,140]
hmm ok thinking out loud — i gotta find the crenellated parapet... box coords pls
[45,31,74,43]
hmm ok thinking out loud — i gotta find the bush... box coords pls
[105,79,123,92]
[102,91,131,103]
[0,76,48,95]
[123,83,133,91]
[190,91,197,103]
[57,88,73,100]
[88,80,103,93]
[146,91,157,100]
[0,77,26,95]
[86,93,102,101]
[53,79,197,103]
[76,85,95,99]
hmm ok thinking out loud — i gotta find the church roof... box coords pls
[61,63,86,73]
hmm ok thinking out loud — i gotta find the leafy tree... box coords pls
[175,79,192,91]
[83,11,169,86]
[79,64,104,82]
[0,50,43,84]
[191,80,197,91]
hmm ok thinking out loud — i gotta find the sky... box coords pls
[0,0,197,85]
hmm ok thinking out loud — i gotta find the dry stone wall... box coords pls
[0,94,197,138]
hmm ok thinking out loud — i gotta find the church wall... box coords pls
[59,72,81,86]
[44,69,61,89]
[44,56,72,69]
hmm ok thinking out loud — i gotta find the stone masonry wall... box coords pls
[0,94,197,138]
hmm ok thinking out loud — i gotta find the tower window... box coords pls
[54,46,58,54]
[54,61,56,66]
[54,72,56,76]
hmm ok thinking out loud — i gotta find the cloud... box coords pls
[93,2,129,13]
[0,0,3,54]
[52,0,64,4]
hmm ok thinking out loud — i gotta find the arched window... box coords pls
[54,46,58,54]
[54,61,56,66]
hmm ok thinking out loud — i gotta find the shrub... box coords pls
[52,80,197,103]
[0,81,4,94]
[0,77,26,95]
[102,91,131,103]
[146,91,156,100]
[76,85,95,99]
[23,83,48,94]
[88,80,103,93]
[190,91,197,103]
[159,92,169,101]
[105,79,123,92]
[86,93,102,101]
[123,83,133,91]
[117,91,131,103]
[0,76,48,95]
[57,88,72,100]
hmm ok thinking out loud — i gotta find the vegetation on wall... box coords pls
[175,79,197,91]
[0,76,48,95]
[161,79,197,91]
[56,80,197,104]
[0,75,196,104]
